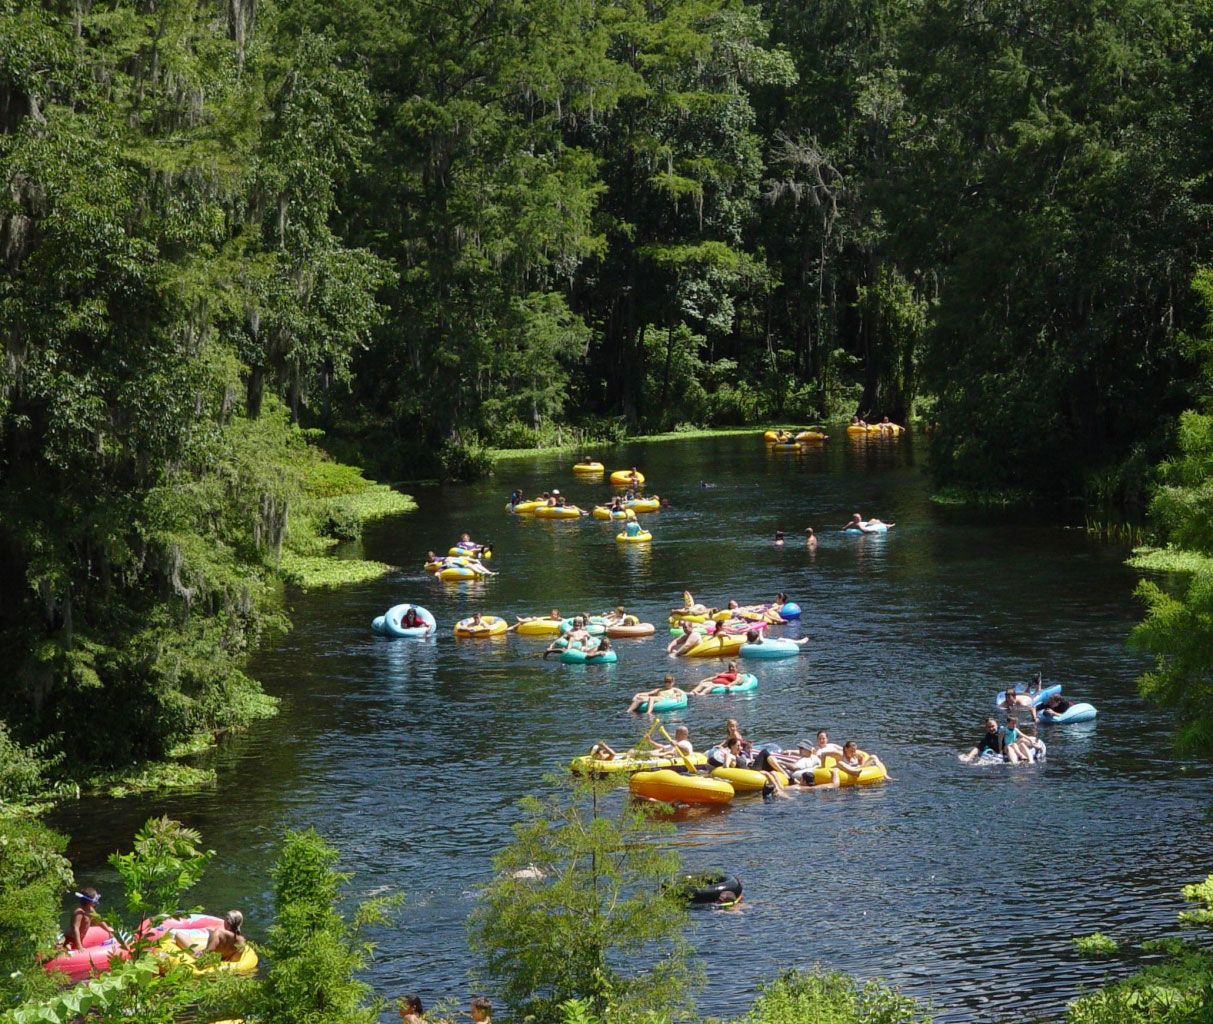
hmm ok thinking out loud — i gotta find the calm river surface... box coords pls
[52,434,1213,1022]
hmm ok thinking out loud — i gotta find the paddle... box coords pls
[658,724,698,775]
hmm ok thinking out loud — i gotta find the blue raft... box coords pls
[994,683,1061,709]
[739,638,802,660]
[1038,701,1097,724]
[379,603,437,638]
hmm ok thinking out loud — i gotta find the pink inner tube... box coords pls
[43,925,130,984]
[606,623,656,638]
[43,914,224,984]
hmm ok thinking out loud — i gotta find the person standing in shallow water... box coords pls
[398,994,425,1024]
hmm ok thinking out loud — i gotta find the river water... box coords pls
[52,434,1213,1022]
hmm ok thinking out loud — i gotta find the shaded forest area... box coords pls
[3,0,1213,774]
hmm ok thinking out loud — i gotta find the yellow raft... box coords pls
[533,505,582,519]
[796,430,827,442]
[616,530,652,543]
[630,769,733,804]
[683,633,745,658]
[847,424,904,437]
[506,499,545,514]
[570,751,708,775]
[592,506,630,520]
[453,615,507,637]
[573,462,605,474]
[610,470,645,485]
[710,767,788,792]
[155,936,259,977]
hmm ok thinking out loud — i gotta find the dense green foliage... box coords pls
[0,0,416,777]
[1129,410,1213,753]
[469,777,699,1024]
[272,0,1213,497]
[7,0,1213,776]
[1127,270,1213,754]
[1065,875,1213,1024]
[254,827,392,1024]
[0,816,72,1007]
[1,819,388,1024]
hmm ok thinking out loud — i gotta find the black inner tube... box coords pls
[677,872,743,905]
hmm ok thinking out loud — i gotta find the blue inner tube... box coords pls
[994,684,1061,709]
[638,692,687,713]
[1039,702,1097,723]
[560,648,618,664]
[739,639,800,659]
[382,603,437,638]
[708,673,757,694]
[779,602,801,619]
[845,522,887,534]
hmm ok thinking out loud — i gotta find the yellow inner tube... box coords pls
[570,751,708,775]
[507,499,545,513]
[454,615,507,637]
[592,506,629,520]
[610,470,645,485]
[625,498,660,512]
[616,530,652,543]
[796,431,827,442]
[812,753,888,786]
[573,462,604,474]
[533,505,582,519]
[515,618,563,635]
[448,546,490,558]
[439,566,476,581]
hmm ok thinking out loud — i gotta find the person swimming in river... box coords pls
[843,513,895,533]
[667,621,702,657]
[959,718,1004,762]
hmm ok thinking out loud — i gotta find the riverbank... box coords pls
[488,423,869,461]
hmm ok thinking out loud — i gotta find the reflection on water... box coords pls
[51,434,1213,1023]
